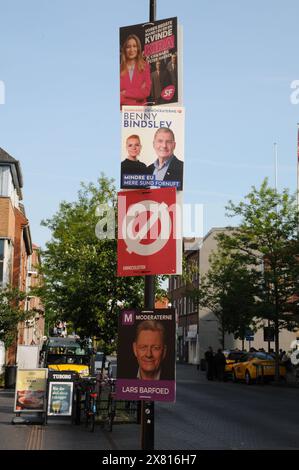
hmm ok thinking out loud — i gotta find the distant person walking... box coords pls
[215,349,226,381]
[204,347,215,380]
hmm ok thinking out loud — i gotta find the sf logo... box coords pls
[161,85,175,100]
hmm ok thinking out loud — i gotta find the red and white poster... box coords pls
[117,187,182,276]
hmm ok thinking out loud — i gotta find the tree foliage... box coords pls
[190,179,299,370]
[218,179,299,377]
[193,247,258,348]
[222,179,299,323]
[38,175,144,351]
[0,287,27,347]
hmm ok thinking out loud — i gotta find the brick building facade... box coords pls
[0,148,44,365]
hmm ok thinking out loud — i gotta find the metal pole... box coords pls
[297,124,299,215]
[274,142,278,192]
[149,0,156,22]
[141,0,156,452]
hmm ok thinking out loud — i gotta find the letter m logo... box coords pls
[122,310,135,325]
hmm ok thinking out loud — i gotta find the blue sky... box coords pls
[0,0,298,247]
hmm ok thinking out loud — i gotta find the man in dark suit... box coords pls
[150,60,163,105]
[166,53,178,102]
[147,127,184,190]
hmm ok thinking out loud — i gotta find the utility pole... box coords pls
[140,0,156,451]
[297,124,299,215]
[274,142,278,193]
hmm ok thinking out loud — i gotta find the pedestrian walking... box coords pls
[215,349,226,381]
[204,347,215,380]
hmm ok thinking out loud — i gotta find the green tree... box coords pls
[219,179,299,380]
[0,287,27,347]
[192,247,258,349]
[38,175,144,352]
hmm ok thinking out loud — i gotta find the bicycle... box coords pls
[105,377,116,432]
[81,377,97,432]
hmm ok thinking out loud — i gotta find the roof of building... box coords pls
[23,224,33,256]
[0,147,18,164]
[202,227,233,242]
[184,237,202,252]
[0,147,24,195]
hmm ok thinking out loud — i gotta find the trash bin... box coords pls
[4,365,17,389]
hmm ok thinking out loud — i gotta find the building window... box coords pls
[0,239,4,285]
[0,166,11,197]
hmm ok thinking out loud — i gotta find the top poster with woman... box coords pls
[120,17,179,109]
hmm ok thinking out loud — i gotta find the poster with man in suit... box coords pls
[116,309,176,402]
[120,106,184,190]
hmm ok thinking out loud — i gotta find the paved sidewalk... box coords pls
[0,389,140,450]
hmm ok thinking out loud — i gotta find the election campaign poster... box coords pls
[120,106,184,190]
[14,369,48,413]
[120,17,179,109]
[117,187,182,276]
[116,309,176,402]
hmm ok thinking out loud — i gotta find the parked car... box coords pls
[223,350,246,379]
[199,350,245,376]
[232,351,286,384]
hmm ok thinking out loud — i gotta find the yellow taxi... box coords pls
[232,351,286,384]
[223,350,246,379]
[47,362,89,377]
[42,336,92,377]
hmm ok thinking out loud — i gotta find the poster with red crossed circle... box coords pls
[117,187,181,276]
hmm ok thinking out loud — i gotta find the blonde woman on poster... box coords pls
[121,134,148,187]
[120,34,151,108]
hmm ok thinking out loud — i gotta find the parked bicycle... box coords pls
[105,377,116,432]
[81,376,98,432]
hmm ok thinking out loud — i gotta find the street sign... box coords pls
[117,187,181,276]
[245,329,254,342]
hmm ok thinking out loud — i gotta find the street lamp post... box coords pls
[140,0,156,452]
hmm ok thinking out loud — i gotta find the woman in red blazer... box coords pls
[120,34,151,108]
